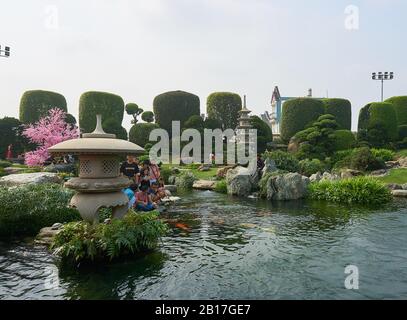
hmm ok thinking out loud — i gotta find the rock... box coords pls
[287,137,300,153]
[0,172,62,187]
[35,227,61,246]
[321,172,340,181]
[165,185,177,193]
[370,169,388,177]
[51,223,63,230]
[193,180,217,190]
[161,196,181,204]
[44,163,76,173]
[168,175,177,185]
[310,172,322,182]
[171,167,180,174]
[392,190,407,197]
[402,184,407,190]
[3,167,26,175]
[248,192,259,199]
[198,164,211,172]
[386,183,403,191]
[226,166,253,197]
[216,165,236,179]
[341,169,363,179]
[399,157,407,168]
[262,158,277,177]
[265,173,310,201]
[385,161,400,169]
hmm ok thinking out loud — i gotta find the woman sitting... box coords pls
[135,184,157,212]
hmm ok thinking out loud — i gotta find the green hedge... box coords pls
[398,125,407,140]
[357,103,372,132]
[321,98,352,130]
[385,96,407,126]
[79,91,125,133]
[207,92,242,130]
[250,116,273,153]
[129,123,160,147]
[280,98,325,143]
[333,130,356,151]
[0,184,80,238]
[0,117,27,158]
[153,90,200,136]
[19,90,67,124]
[369,102,398,141]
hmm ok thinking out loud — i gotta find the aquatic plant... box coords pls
[308,177,392,205]
[214,180,227,194]
[52,210,168,263]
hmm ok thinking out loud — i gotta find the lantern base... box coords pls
[70,191,129,224]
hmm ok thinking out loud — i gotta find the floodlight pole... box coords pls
[0,45,10,58]
[372,72,394,102]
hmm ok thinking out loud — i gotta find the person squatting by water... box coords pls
[120,156,166,212]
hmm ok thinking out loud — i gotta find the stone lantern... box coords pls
[48,115,144,223]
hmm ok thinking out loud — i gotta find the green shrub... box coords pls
[0,167,7,177]
[160,166,172,184]
[371,148,395,162]
[175,171,196,191]
[0,117,30,158]
[51,210,168,263]
[263,151,300,172]
[141,111,155,123]
[250,116,273,153]
[207,92,242,130]
[358,102,398,145]
[153,90,200,136]
[102,118,128,140]
[0,160,12,168]
[129,123,160,147]
[321,98,352,130]
[308,177,392,205]
[299,159,326,176]
[332,130,356,151]
[184,115,204,132]
[385,96,407,126]
[79,91,125,133]
[294,114,340,160]
[398,125,407,140]
[0,184,80,238]
[280,98,325,143]
[348,147,384,171]
[214,180,227,194]
[19,90,67,124]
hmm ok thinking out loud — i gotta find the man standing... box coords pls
[120,155,140,187]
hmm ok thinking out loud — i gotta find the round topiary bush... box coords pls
[19,90,67,124]
[207,92,242,130]
[129,123,160,147]
[385,96,407,126]
[79,91,125,133]
[153,90,200,136]
[280,98,325,143]
[321,98,352,130]
[332,129,356,151]
[368,102,398,141]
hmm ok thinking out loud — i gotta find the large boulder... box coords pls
[262,158,277,177]
[265,173,310,201]
[340,169,363,179]
[193,180,217,190]
[310,172,322,182]
[226,166,253,197]
[399,157,407,168]
[287,136,300,153]
[0,172,62,187]
[216,165,236,179]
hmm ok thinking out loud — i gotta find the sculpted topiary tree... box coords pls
[126,103,144,124]
[19,90,69,124]
[129,123,160,148]
[79,91,125,133]
[280,98,325,143]
[207,92,242,130]
[141,111,154,123]
[385,96,407,126]
[153,90,200,136]
[321,98,352,130]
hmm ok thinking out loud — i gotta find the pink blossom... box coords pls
[22,108,79,166]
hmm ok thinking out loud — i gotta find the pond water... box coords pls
[1,191,407,300]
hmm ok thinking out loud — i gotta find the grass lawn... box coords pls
[376,168,407,185]
[396,149,407,158]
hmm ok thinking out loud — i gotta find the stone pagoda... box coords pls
[236,95,255,160]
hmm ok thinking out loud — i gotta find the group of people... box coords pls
[120,155,167,212]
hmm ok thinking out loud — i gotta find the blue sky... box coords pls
[0,0,406,131]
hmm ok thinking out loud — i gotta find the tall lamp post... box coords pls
[0,45,11,58]
[372,71,394,102]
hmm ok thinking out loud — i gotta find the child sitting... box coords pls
[149,181,166,203]
[135,184,156,212]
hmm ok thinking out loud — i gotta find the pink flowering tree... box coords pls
[22,108,80,166]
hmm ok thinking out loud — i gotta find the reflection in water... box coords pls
[1,191,407,299]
